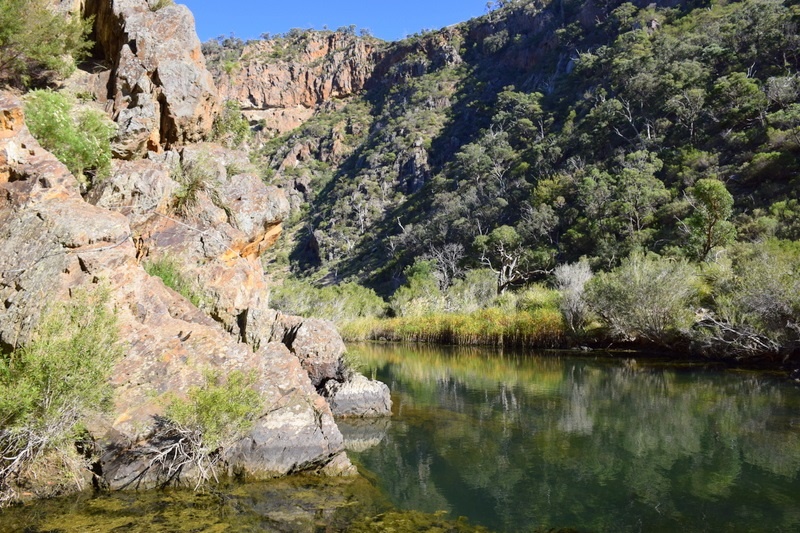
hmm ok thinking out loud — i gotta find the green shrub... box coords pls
[152,370,261,488]
[0,0,92,86]
[0,286,122,504]
[165,370,261,454]
[694,240,800,356]
[149,0,174,11]
[270,279,386,323]
[585,253,697,344]
[445,269,496,313]
[143,256,206,308]
[24,90,115,185]
[212,100,251,148]
[390,260,445,317]
[515,283,560,312]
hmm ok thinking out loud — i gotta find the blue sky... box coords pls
[182,1,488,43]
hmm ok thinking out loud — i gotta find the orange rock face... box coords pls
[217,32,381,134]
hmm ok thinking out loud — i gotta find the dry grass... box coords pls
[340,307,566,348]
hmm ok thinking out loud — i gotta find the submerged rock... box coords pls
[337,417,391,452]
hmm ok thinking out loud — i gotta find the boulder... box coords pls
[322,374,393,418]
[267,312,347,388]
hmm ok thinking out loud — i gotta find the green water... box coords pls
[2,344,799,532]
[0,476,392,532]
[346,344,800,532]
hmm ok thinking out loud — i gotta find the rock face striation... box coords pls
[79,0,218,158]
[217,32,381,134]
[0,93,354,493]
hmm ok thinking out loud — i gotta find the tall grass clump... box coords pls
[0,286,122,505]
[343,307,565,348]
[171,155,219,218]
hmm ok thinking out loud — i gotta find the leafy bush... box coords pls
[0,286,122,504]
[150,370,262,488]
[445,269,497,313]
[516,283,560,312]
[0,0,92,86]
[554,260,593,333]
[585,253,697,344]
[24,90,115,185]
[694,240,800,357]
[143,256,206,308]
[390,260,445,317]
[165,370,261,453]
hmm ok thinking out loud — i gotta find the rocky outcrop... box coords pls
[90,142,290,346]
[264,312,392,418]
[217,32,381,134]
[0,94,352,492]
[78,0,217,158]
[371,27,463,85]
[266,312,347,388]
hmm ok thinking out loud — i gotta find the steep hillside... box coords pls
[214,0,800,294]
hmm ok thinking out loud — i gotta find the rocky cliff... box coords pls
[0,93,354,495]
[74,0,218,158]
[0,0,394,503]
[217,31,382,134]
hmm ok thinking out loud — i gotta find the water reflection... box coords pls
[0,476,404,533]
[348,344,800,532]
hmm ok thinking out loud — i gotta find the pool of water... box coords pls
[2,344,799,532]
[346,344,800,532]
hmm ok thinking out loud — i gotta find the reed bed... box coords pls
[339,307,566,348]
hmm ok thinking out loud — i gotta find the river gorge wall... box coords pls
[0,0,391,503]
